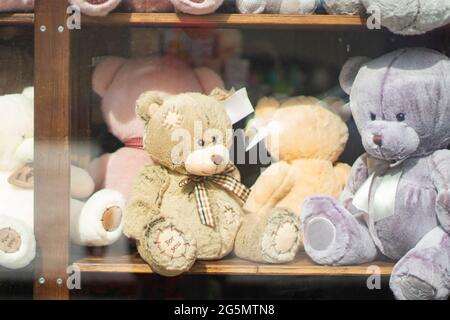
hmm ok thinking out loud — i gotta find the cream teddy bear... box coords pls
[244,96,351,249]
[125,89,301,276]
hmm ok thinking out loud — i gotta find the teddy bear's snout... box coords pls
[362,121,420,161]
[372,134,383,147]
[211,154,224,165]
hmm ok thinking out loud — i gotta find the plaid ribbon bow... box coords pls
[179,166,251,228]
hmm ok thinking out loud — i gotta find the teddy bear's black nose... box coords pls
[211,155,224,165]
[372,134,383,146]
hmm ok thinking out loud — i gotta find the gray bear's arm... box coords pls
[339,153,370,214]
[124,165,170,240]
[430,150,450,233]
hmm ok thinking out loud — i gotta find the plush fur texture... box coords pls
[70,0,174,15]
[170,0,224,14]
[121,0,173,12]
[244,97,351,251]
[324,0,450,35]
[362,0,450,35]
[302,48,450,300]
[69,0,122,16]
[322,0,364,15]
[125,90,301,276]
[0,0,34,12]
[236,0,318,14]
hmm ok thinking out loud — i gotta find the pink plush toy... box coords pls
[87,54,224,236]
[69,0,173,16]
[170,0,224,15]
[0,0,34,12]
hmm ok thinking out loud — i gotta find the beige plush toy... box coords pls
[125,89,301,276]
[244,97,351,249]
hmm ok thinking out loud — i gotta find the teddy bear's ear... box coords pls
[135,91,166,123]
[92,56,126,97]
[339,56,371,95]
[255,97,280,124]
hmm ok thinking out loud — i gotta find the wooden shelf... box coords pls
[82,13,367,28]
[74,252,393,276]
[0,13,34,26]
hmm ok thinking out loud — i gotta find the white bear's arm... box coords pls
[430,150,450,233]
[339,153,369,214]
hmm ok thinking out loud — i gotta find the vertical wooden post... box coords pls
[33,0,71,300]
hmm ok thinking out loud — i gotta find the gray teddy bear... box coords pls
[302,47,450,300]
[323,0,450,35]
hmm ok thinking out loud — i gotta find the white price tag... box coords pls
[224,88,254,125]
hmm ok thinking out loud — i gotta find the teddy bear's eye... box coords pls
[211,136,217,144]
[197,139,205,147]
[396,113,406,122]
[370,113,377,121]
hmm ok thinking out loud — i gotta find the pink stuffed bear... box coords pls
[86,54,223,244]
[69,0,173,16]
[69,0,224,16]
[0,0,34,12]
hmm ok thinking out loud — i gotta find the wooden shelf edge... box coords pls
[0,13,34,26]
[81,13,367,28]
[74,253,393,277]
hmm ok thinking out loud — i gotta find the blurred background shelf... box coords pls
[82,13,367,28]
[0,13,34,26]
[74,252,394,276]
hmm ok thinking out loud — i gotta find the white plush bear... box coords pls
[236,0,319,14]
[0,88,125,269]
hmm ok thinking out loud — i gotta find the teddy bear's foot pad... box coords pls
[0,216,36,269]
[261,208,301,264]
[140,219,197,277]
[397,275,437,300]
[390,227,450,300]
[302,196,377,266]
[0,227,22,254]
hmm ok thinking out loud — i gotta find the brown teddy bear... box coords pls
[244,96,351,250]
[125,89,301,276]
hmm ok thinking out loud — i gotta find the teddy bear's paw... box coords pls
[70,189,125,247]
[394,275,437,300]
[139,219,197,277]
[260,208,301,264]
[390,228,450,300]
[0,216,36,269]
[302,196,377,266]
[236,0,267,14]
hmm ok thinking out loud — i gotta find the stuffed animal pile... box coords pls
[124,88,301,276]
[244,96,351,252]
[69,0,225,16]
[302,47,450,300]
